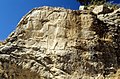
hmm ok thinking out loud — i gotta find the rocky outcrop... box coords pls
[0,6,120,79]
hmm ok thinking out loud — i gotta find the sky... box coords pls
[0,0,119,41]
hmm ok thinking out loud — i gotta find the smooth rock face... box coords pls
[0,6,120,79]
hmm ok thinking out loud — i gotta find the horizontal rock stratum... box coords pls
[0,6,120,79]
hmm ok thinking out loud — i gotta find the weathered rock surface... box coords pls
[0,6,120,79]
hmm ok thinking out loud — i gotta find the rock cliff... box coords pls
[0,6,120,79]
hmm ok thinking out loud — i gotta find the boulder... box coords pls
[79,5,86,10]
[92,5,112,14]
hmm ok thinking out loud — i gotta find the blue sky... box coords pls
[0,0,119,41]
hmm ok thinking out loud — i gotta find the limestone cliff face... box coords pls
[0,6,120,79]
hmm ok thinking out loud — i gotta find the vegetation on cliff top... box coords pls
[76,0,110,5]
[77,0,120,10]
